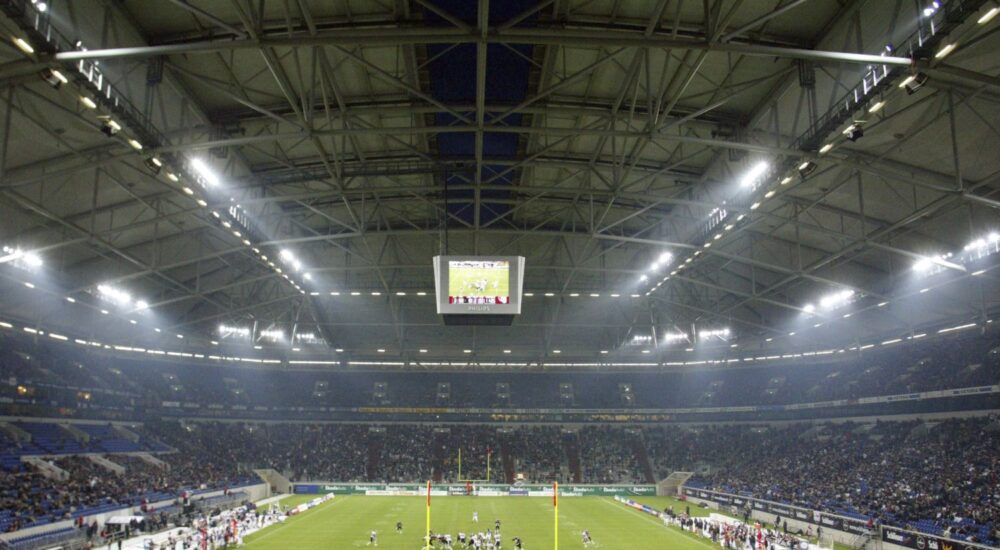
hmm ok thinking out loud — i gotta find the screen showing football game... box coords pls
[434,256,524,316]
[447,259,510,305]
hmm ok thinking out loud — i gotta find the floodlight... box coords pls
[842,124,864,142]
[739,161,769,189]
[190,158,220,186]
[100,118,121,137]
[663,332,688,343]
[40,68,68,88]
[900,73,928,95]
[143,157,162,175]
[22,252,42,267]
[797,161,817,177]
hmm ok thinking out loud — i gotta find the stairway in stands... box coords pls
[631,434,656,483]
[366,432,384,481]
[563,433,582,483]
[500,436,515,483]
[432,431,448,482]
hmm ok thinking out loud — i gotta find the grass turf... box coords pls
[243,495,748,549]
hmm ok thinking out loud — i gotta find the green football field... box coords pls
[448,263,509,298]
[242,495,841,550]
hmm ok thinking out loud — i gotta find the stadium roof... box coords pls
[0,0,998,363]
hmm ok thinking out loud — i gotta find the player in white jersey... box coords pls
[582,530,593,546]
[367,529,378,546]
[458,532,467,546]
[472,511,479,523]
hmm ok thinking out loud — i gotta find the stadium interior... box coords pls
[0,0,997,549]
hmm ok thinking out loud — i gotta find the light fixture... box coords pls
[780,177,792,185]
[750,202,760,210]
[935,43,957,59]
[23,282,34,289]
[65,296,75,303]
[21,251,42,267]
[842,124,864,142]
[135,300,149,310]
[663,332,688,343]
[600,350,609,354]
[97,284,132,306]
[12,37,34,54]
[196,199,208,207]
[797,161,817,177]
[739,161,770,189]
[818,289,854,309]
[819,143,834,154]
[503,349,511,354]
[923,1,940,16]
[143,157,162,175]
[803,303,816,313]
[868,100,886,113]
[979,5,1000,24]
[463,349,472,354]
[40,68,68,88]
[913,258,937,273]
[764,190,776,198]
[698,327,731,341]
[190,158,220,186]
[900,73,928,95]
[100,118,121,137]
[260,329,284,341]
[127,139,143,150]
